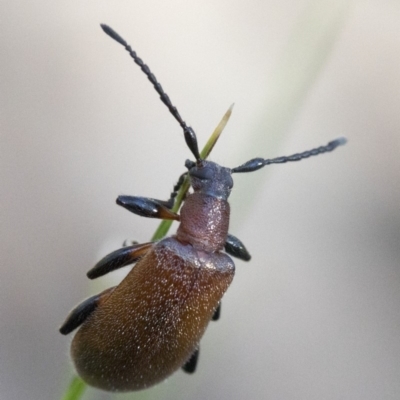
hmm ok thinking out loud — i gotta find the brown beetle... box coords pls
[60,24,347,392]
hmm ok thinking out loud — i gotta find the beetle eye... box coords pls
[227,175,233,189]
[185,160,196,170]
[190,167,212,181]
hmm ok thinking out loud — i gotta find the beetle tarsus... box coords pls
[122,239,139,247]
[182,348,199,374]
[87,242,153,279]
[224,234,251,261]
[116,196,180,220]
[164,172,188,209]
[212,303,221,321]
[59,287,115,335]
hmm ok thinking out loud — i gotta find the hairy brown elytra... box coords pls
[59,24,347,392]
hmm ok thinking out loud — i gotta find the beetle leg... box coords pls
[122,239,139,247]
[116,196,180,220]
[164,171,188,209]
[87,242,153,279]
[59,286,115,335]
[212,303,221,321]
[182,348,199,374]
[224,233,251,261]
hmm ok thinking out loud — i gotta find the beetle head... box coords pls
[185,159,233,200]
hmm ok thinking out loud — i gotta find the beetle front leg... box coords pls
[117,196,180,220]
[87,242,153,279]
[224,233,251,261]
[59,286,115,335]
[162,171,188,209]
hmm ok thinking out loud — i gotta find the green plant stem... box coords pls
[61,376,86,400]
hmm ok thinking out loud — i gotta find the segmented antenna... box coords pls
[231,137,347,173]
[100,24,201,161]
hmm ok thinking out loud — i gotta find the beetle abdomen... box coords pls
[71,237,235,391]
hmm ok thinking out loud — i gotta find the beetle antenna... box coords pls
[231,137,347,173]
[100,24,201,162]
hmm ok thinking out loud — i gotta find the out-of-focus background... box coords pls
[1,1,399,399]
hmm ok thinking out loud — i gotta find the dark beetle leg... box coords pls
[116,196,180,220]
[224,233,251,261]
[182,348,199,374]
[212,303,221,321]
[59,287,115,335]
[122,239,139,247]
[164,172,188,209]
[87,242,153,279]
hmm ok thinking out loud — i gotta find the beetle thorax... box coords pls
[176,192,230,252]
[176,160,232,252]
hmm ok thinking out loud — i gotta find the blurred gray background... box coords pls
[1,0,399,399]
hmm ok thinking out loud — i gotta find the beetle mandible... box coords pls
[60,24,347,392]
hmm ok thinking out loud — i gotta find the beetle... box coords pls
[60,24,347,392]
